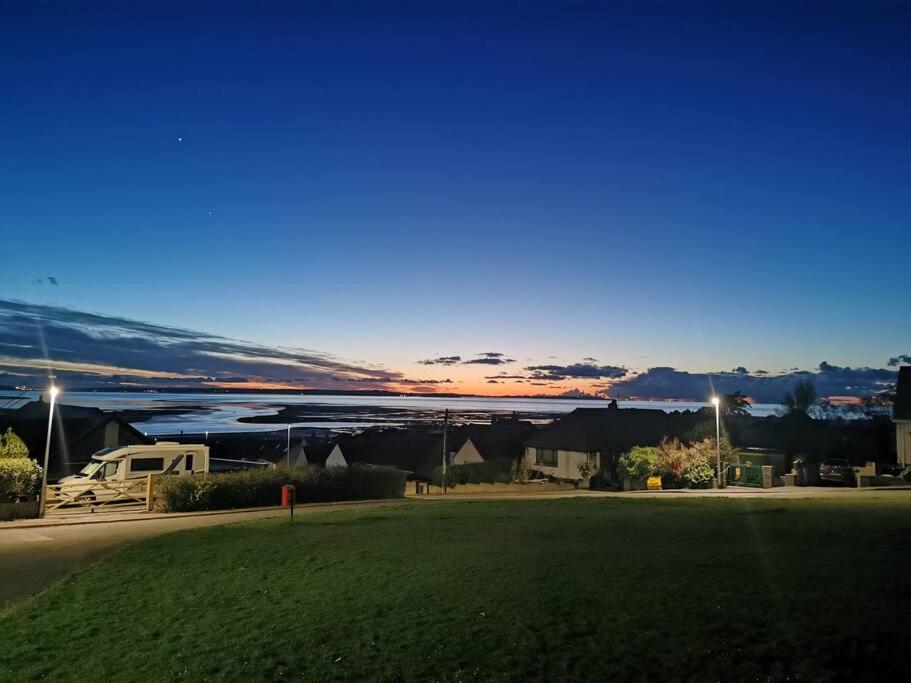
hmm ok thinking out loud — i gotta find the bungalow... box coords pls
[893,366,911,467]
[451,419,538,465]
[523,403,701,481]
[0,399,151,481]
[335,428,456,479]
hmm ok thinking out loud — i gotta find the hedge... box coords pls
[0,458,43,503]
[155,465,407,512]
[431,458,513,488]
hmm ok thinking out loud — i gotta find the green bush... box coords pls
[156,465,407,512]
[681,459,715,488]
[431,458,513,487]
[618,446,658,482]
[0,427,29,459]
[0,458,43,503]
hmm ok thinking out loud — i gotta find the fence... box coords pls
[725,463,764,488]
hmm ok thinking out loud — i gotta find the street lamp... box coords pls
[287,424,292,468]
[38,384,60,518]
[711,396,722,488]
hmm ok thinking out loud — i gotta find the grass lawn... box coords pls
[2,494,911,681]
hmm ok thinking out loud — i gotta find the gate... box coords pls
[44,478,149,512]
[725,463,764,488]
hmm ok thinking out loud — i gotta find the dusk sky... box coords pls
[2,2,909,398]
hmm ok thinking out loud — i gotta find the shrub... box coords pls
[432,458,514,487]
[0,458,43,503]
[618,446,658,482]
[0,428,29,459]
[681,459,715,488]
[654,437,732,488]
[655,438,693,483]
[156,465,407,512]
[577,455,598,481]
[512,455,533,483]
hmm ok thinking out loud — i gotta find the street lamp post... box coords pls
[711,396,722,488]
[38,385,60,518]
[287,424,292,468]
[441,409,449,494]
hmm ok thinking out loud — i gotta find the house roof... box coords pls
[894,366,911,421]
[337,426,469,479]
[337,429,441,471]
[524,407,701,453]
[463,421,537,461]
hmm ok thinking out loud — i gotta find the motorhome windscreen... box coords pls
[77,461,103,477]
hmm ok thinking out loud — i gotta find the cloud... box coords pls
[417,355,461,366]
[888,354,911,366]
[582,357,598,362]
[525,363,628,380]
[477,352,504,358]
[610,363,898,403]
[0,299,425,392]
[462,356,516,366]
[31,277,59,286]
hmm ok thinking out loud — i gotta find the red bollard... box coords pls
[281,484,295,509]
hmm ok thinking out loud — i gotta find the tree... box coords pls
[720,391,751,416]
[0,428,29,459]
[783,379,817,414]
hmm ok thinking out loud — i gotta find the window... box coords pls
[536,448,558,467]
[91,461,120,479]
[185,453,194,471]
[129,457,165,473]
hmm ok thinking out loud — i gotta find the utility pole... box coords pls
[441,409,449,494]
[287,424,292,468]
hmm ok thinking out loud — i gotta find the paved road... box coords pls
[2,487,906,607]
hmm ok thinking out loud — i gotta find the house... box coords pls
[893,366,911,467]
[302,438,348,468]
[451,419,538,465]
[335,427,467,480]
[523,404,701,481]
[0,399,152,481]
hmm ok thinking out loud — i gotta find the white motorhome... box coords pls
[57,442,209,501]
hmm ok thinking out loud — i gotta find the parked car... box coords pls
[819,458,854,486]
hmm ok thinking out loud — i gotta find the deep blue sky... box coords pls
[2,1,909,395]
